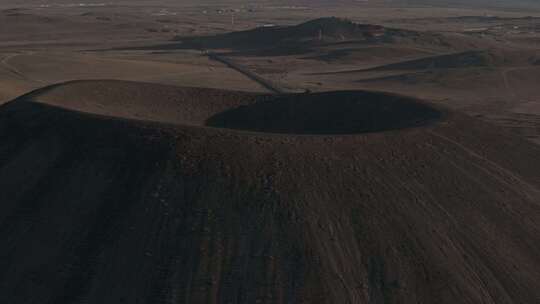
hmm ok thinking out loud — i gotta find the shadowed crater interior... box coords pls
[206,91,442,135]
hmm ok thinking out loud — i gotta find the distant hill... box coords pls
[171,17,489,55]
[176,17,390,50]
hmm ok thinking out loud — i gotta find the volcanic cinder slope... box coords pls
[1,80,540,304]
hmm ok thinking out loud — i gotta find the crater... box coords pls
[206,91,442,135]
[24,81,442,135]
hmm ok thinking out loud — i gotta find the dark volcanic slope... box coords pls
[1,80,540,304]
[360,49,540,72]
[365,50,502,71]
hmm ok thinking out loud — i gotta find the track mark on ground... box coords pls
[0,53,45,84]
[428,130,540,200]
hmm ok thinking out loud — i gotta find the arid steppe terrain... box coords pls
[1,1,540,303]
[1,0,540,142]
